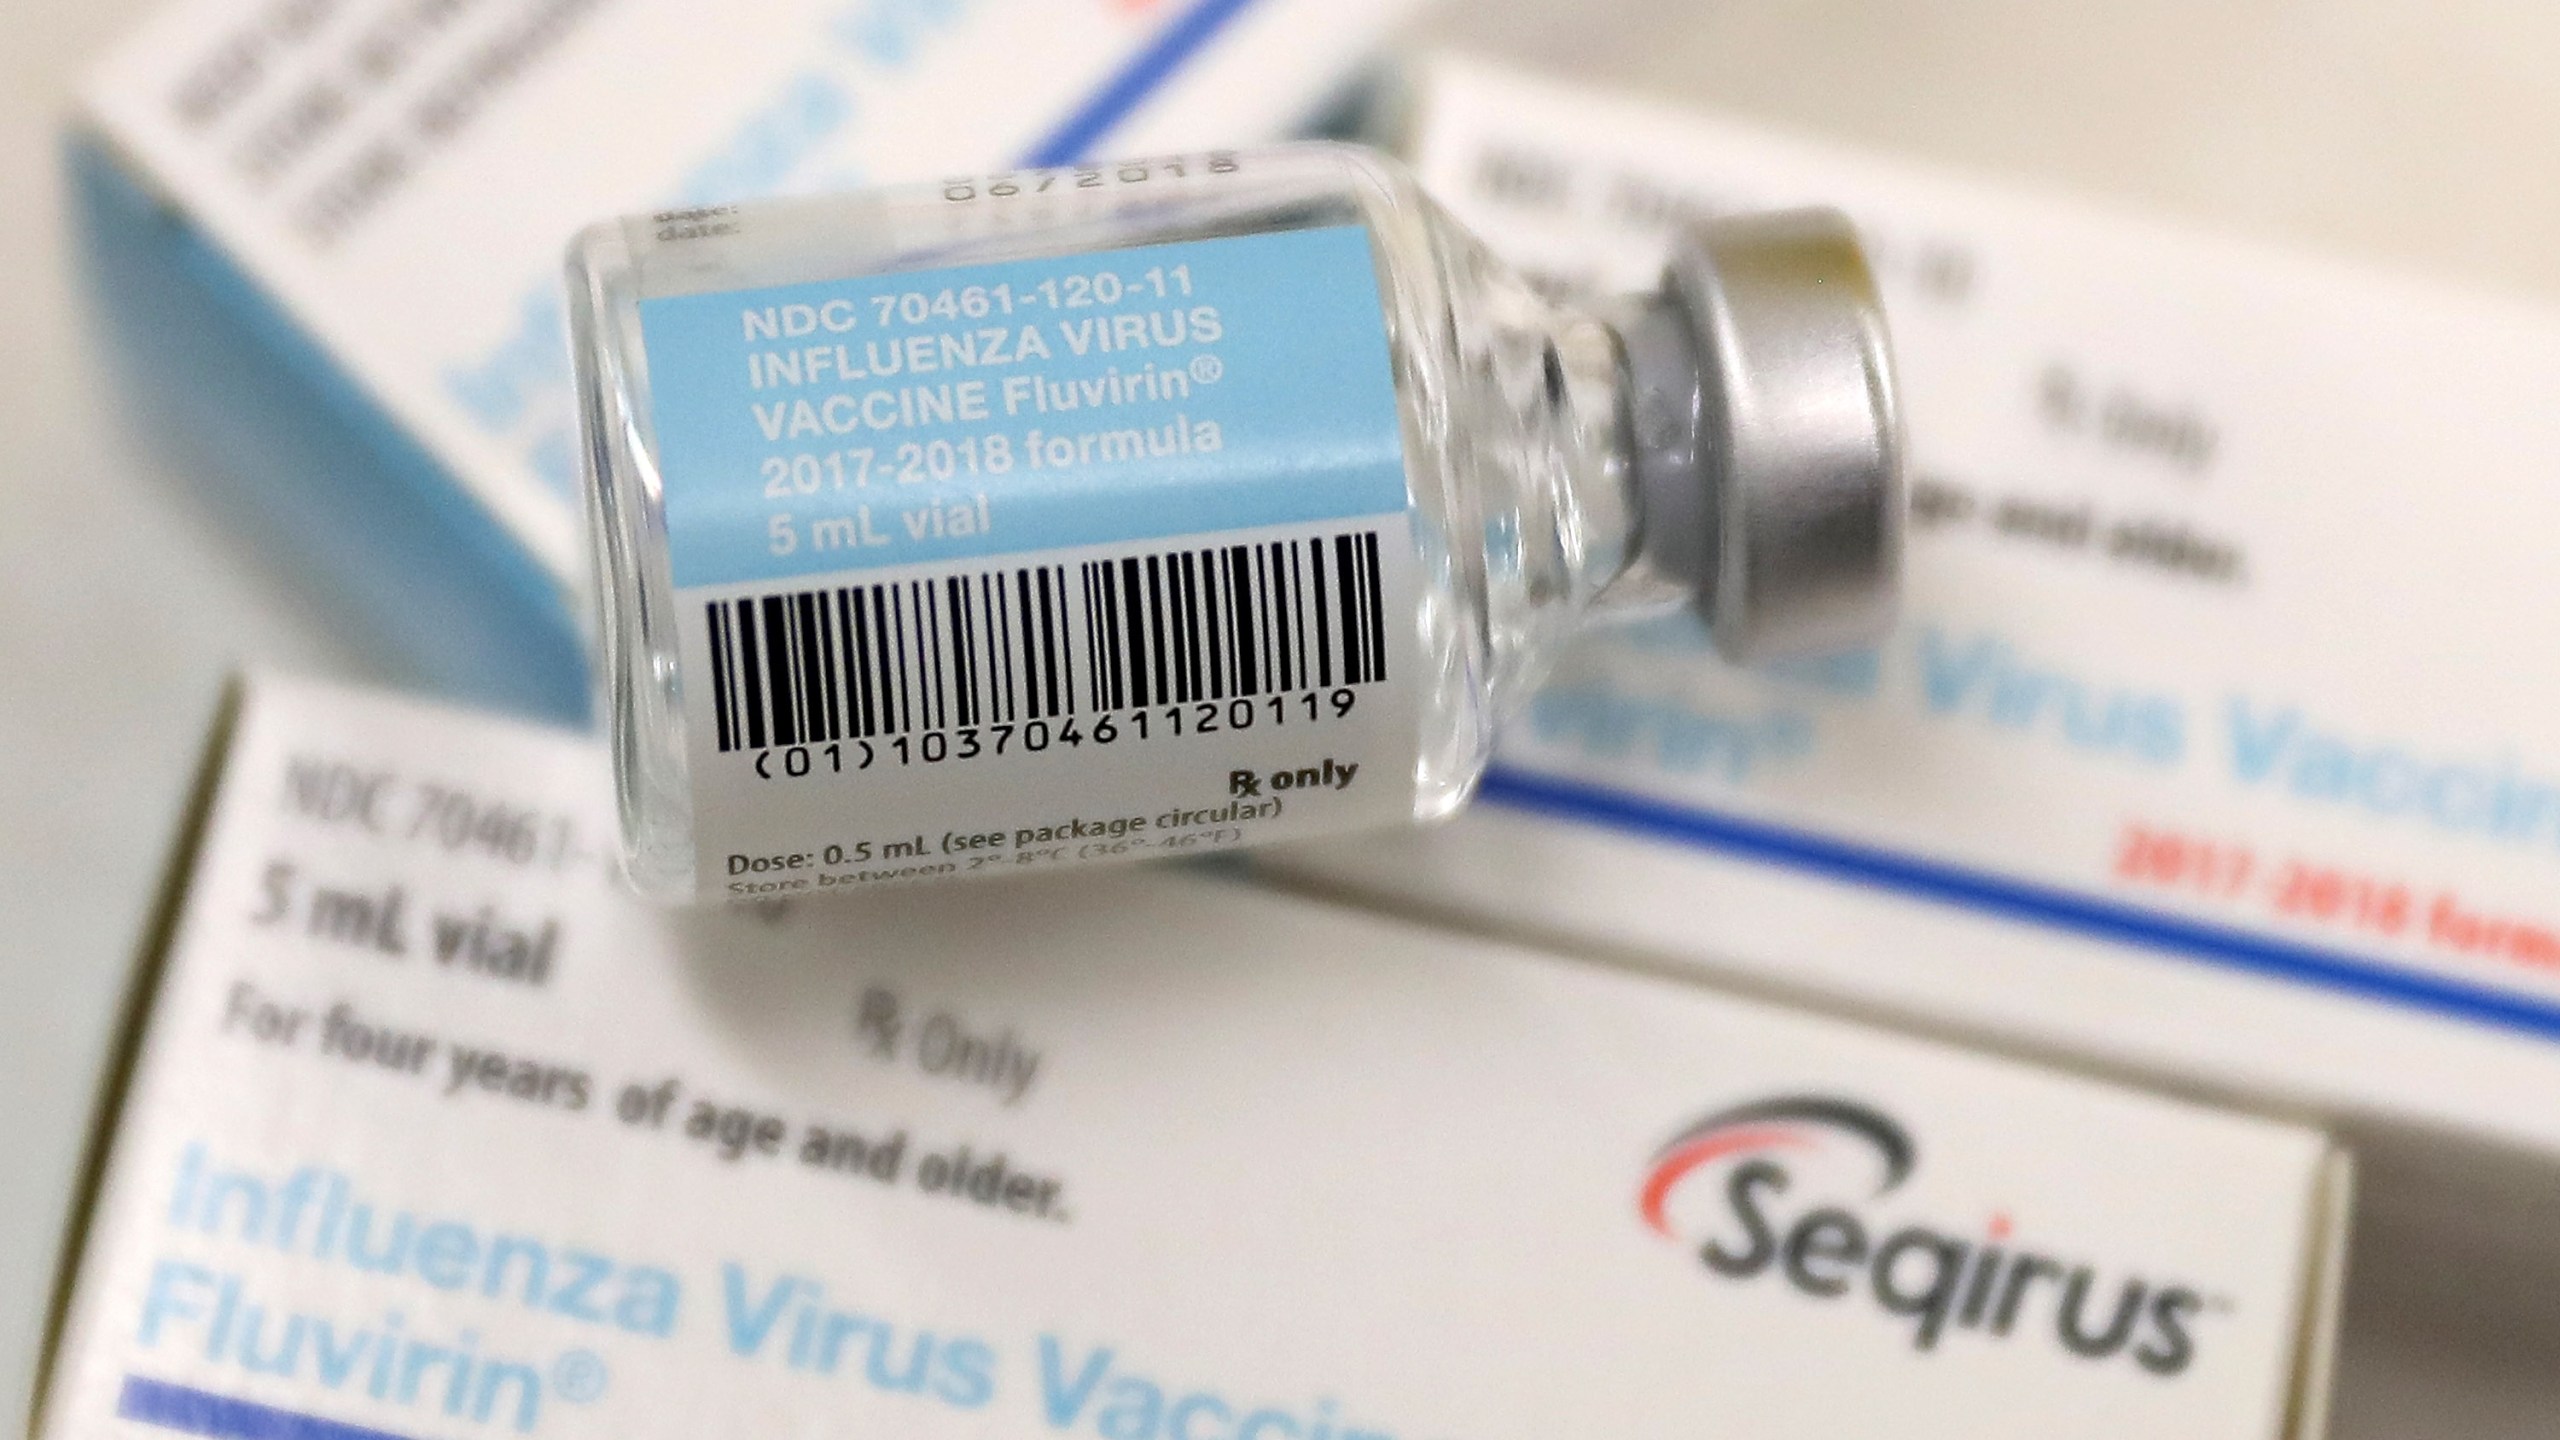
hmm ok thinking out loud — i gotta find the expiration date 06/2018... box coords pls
[741,688,1361,781]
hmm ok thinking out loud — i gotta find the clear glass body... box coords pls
[570,143,1669,897]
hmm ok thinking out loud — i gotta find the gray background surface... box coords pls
[7,1,2558,1432]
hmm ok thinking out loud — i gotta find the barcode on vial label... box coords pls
[705,531,1390,754]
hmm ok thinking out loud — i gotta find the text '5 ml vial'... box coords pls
[569,142,1902,902]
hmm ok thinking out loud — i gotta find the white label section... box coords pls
[679,517,1420,896]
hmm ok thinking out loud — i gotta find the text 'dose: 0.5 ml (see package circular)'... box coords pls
[567,143,1904,902]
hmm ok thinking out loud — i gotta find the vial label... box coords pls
[640,226,1420,894]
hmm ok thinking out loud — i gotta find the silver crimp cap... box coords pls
[1625,207,1904,661]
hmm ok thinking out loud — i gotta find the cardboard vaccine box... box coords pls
[1263,53,2560,1233]
[35,676,2345,1439]
[74,0,1423,611]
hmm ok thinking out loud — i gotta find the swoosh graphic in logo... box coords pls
[1640,1124,1813,1235]
[1640,1095,1917,1237]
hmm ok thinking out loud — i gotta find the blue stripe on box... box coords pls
[1479,768,2560,1044]
[116,1377,424,1440]
[1020,0,1270,165]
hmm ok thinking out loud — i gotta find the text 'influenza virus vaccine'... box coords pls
[569,143,1902,901]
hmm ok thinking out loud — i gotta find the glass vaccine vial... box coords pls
[569,143,1901,902]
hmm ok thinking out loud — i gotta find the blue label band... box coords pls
[641,225,1409,590]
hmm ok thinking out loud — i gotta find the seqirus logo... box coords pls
[1640,1095,2212,1376]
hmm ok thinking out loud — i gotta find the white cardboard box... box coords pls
[76,0,1421,602]
[1265,53,2560,1231]
[32,676,2346,1439]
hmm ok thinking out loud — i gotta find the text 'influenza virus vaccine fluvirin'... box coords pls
[569,143,1903,902]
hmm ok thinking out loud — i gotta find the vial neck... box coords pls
[1460,290,1668,701]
